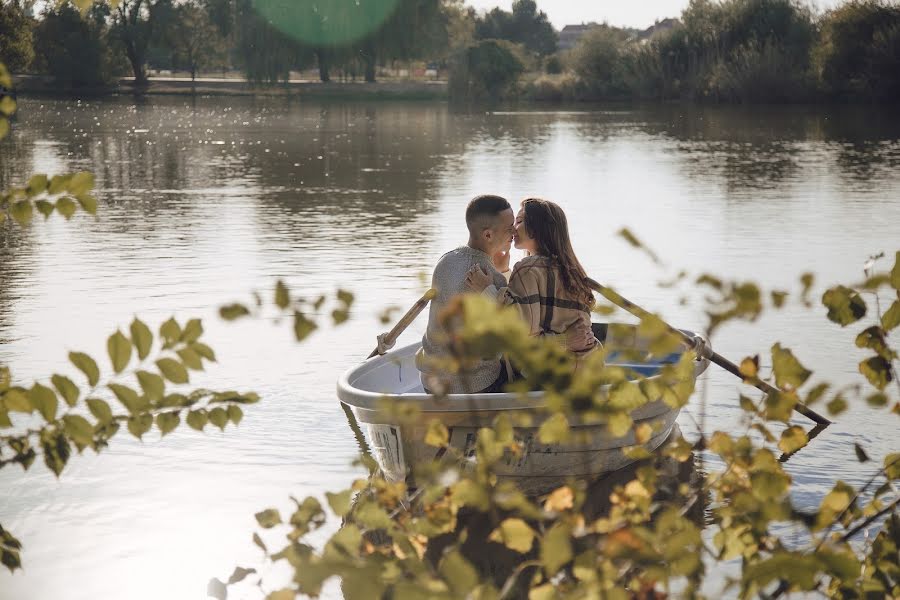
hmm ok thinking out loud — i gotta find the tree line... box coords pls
[524,0,900,104]
[0,0,556,88]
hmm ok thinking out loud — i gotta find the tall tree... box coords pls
[170,0,226,80]
[474,0,556,56]
[0,0,34,73]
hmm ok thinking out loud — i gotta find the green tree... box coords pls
[32,3,120,88]
[474,0,557,56]
[569,25,630,97]
[817,0,900,102]
[234,0,309,85]
[109,0,174,85]
[0,1,34,73]
[448,38,524,101]
[170,0,226,81]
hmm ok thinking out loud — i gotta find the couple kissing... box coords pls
[417,195,598,395]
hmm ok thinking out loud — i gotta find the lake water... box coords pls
[1,97,898,599]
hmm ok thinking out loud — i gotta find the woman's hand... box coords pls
[465,264,493,292]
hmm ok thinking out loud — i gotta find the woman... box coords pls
[465,197,598,358]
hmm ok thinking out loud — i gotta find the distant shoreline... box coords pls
[11,75,449,101]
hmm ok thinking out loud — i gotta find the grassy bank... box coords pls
[11,75,448,100]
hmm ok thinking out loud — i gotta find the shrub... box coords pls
[817,0,900,102]
[523,72,580,101]
[33,5,121,88]
[448,39,525,101]
[569,25,631,99]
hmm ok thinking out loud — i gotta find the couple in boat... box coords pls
[417,194,598,395]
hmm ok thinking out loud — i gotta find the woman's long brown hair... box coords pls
[521,198,594,307]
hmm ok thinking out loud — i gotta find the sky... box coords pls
[465,0,845,30]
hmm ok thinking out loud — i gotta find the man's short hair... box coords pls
[465,195,510,235]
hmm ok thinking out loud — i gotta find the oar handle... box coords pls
[368,288,437,359]
[585,278,831,425]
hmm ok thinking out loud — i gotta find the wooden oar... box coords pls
[368,288,437,358]
[343,288,438,467]
[585,278,831,425]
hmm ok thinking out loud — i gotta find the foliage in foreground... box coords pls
[212,249,900,599]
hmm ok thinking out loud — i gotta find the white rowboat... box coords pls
[337,323,710,493]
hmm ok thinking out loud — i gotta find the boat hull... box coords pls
[337,323,709,493]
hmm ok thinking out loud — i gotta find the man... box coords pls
[417,195,515,394]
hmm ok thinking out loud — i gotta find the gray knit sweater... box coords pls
[418,246,509,394]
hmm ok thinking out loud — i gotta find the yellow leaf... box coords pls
[424,419,449,447]
[537,413,569,443]
[488,518,535,553]
[778,426,808,454]
[543,486,574,512]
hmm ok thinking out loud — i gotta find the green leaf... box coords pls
[0,409,10,428]
[4,388,31,413]
[777,426,808,454]
[821,285,866,326]
[275,280,290,310]
[252,532,267,553]
[854,443,869,462]
[25,174,48,197]
[107,330,132,374]
[0,63,11,88]
[176,347,203,371]
[293,311,317,341]
[805,382,829,405]
[156,358,189,384]
[891,251,900,290]
[181,318,203,343]
[156,412,180,436]
[75,194,97,215]
[10,200,33,225]
[439,551,479,597]
[159,317,182,349]
[227,404,243,425]
[881,300,900,331]
[108,383,147,414]
[130,318,153,360]
[424,420,449,447]
[67,172,94,196]
[816,482,855,530]
[208,407,228,430]
[859,355,893,391]
[191,342,216,362]
[29,383,58,422]
[63,415,95,449]
[826,394,848,416]
[0,118,8,140]
[325,490,352,517]
[47,174,70,194]
[51,374,79,407]
[883,453,900,480]
[227,566,256,585]
[55,197,77,220]
[219,304,250,321]
[0,95,16,116]
[764,391,797,422]
[817,548,860,581]
[607,411,633,438]
[255,508,282,528]
[34,200,54,218]
[488,518,535,553]
[771,343,811,389]
[541,523,573,575]
[865,392,888,408]
[186,409,208,430]
[87,398,113,424]
[41,429,71,477]
[69,352,100,386]
[136,370,165,402]
[127,414,153,439]
[538,413,569,443]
